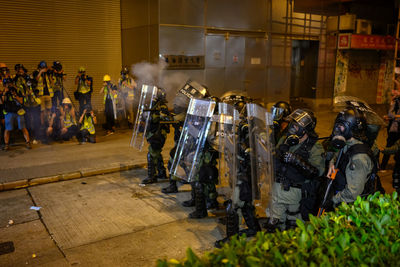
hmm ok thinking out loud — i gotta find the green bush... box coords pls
[157,192,400,267]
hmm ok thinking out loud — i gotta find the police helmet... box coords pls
[156,87,167,101]
[287,109,317,137]
[333,106,366,140]
[53,61,62,71]
[38,61,47,69]
[271,101,292,122]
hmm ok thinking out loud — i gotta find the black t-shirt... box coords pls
[3,88,23,113]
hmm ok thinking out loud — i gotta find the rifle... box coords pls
[317,148,344,217]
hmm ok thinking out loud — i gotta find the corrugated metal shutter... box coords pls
[0,0,121,112]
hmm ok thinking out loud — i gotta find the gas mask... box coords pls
[331,122,348,149]
[285,122,305,146]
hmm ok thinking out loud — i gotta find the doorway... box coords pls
[290,40,319,99]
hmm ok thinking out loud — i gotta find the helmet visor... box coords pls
[271,107,284,121]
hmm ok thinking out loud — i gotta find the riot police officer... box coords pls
[141,88,170,184]
[271,101,292,144]
[265,109,324,232]
[215,100,261,247]
[322,107,376,210]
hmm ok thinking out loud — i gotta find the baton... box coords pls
[317,148,344,217]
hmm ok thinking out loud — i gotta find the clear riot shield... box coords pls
[247,103,275,209]
[130,84,158,150]
[170,98,216,182]
[217,103,240,200]
[333,95,386,126]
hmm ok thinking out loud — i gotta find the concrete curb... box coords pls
[0,162,148,192]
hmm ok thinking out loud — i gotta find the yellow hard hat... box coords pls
[103,74,111,82]
[0,63,7,68]
[62,98,72,104]
[78,66,86,73]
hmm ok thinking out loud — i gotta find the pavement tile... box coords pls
[0,220,68,267]
[0,189,39,227]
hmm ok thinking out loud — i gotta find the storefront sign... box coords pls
[338,34,398,50]
[338,34,351,49]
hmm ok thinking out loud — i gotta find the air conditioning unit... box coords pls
[356,19,372,35]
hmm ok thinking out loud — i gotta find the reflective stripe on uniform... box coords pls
[80,115,95,134]
[37,74,54,97]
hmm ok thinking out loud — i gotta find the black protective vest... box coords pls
[333,143,376,195]
[276,136,317,185]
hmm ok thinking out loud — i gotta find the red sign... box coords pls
[338,34,351,49]
[338,34,397,50]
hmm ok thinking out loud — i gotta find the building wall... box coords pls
[0,0,122,113]
[121,0,159,66]
[345,50,380,104]
[121,0,332,106]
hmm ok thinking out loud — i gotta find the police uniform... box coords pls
[215,117,261,247]
[161,115,184,194]
[331,138,373,205]
[141,97,170,184]
[270,135,324,230]
[323,107,378,211]
[188,141,219,219]
[267,109,324,231]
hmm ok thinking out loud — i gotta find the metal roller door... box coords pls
[0,0,122,112]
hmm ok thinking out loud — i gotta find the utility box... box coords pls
[326,14,356,33]
[356,19,372,35]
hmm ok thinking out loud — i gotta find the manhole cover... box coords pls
[0,241,15,255]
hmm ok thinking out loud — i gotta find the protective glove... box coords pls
[282,151,296,164]
[282,152,319,178]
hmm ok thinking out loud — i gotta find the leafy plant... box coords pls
[157,192,400,266]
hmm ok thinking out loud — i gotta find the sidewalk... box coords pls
[0,129,174,191]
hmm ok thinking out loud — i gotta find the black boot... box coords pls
[141,153,157,184]
[182,183,195,207]
[239,203,261,237]
[156,155,167,180]
[286,219,298,230]
[215,200,239,248]
[189,182,208,219]
[162,179,178,194]
[263,217,281,233]
[207,198,219,210]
